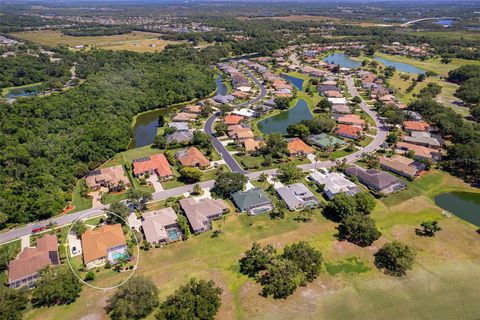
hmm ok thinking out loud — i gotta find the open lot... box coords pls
[22,170,480,320]
[9,30,177,52]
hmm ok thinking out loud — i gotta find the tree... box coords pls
[214,122,229,136]
[0,287,29,320]
[107,202,130,224]
[31,266,82,307]
[84,270,95,281]
[192,184,202,195]
[316,99,332,112]
[274,96,290,110]
[354,192,376,215]
[218,104,232,115]
[325,193,357,221]
[259,258,306,299]
[73,220,87,236]
[286,123,310,139]
[239,242,277,278]
[282,241,323,282]
[153,135,167,149]
[262,133,288,158]
[211,172,247,198]
[300,116,336,134]
[177,215,191,240]
[192,130,211,148]
[178,166,202,183]
[386,132,399,144]
[128,189,153,212]
[418,220,442,237]
[352,95,362,104]
[337,214,381,247]
[374,241,416,276]
[156,278,222,320]
[107,276,159,320]
[384,66,396,78]
[277,163,303,184]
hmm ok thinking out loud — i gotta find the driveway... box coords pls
[147,174,163,192]
[67,231,82,257]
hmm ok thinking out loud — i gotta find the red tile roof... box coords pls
[224,115,244,125]
[288,138,314,155]
[403,121,430,132]
[177,147,210,167]
[81,224,126,264]
[133,154,172,178]
[336,124,362,139]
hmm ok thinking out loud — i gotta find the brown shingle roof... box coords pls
[8,234,58,283]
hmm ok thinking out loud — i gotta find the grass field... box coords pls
[373,52,480,77]
[237,15,339,22]
[9,30,177,52]
[405,30,480,41]
[22,169,480,320]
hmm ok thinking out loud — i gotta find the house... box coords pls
[332,104,351,114]
[86,165,130,191]
[337,114,365,127]
[227,125,252,139]
[141,208,181,245]
[345,166,407,195]
[224,114,244,125]
[318,85,340,95]
[132,154,173,181]
[402,131,443,149]
[336,124,362,139]
[172,112,197,122]
[403,121,430,133]
[213,94,235,104]
[308,133,346,150]
[231,188,273,215]
[395,142,442,161]
[235,130,255,141]
[232,91,250,99]
[8,234,59,288]
[328,97,348,106]
[179,198,228,233]
[183,104,202,114]
[308,170,359,199]
[168,122,189,132]
[243,138,263,153]
[325,90,343,98]
[81,224,128,269]
[322,80,338,86]
[232,108,256,118]
[379,155,425,179]
[166,131,194,144]
[276,183,319,211]
[176,147,211,168]
[287,138,314,156]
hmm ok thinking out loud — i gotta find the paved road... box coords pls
[400,17,454,27]
[0,74,387,246]
[204,68,267,174]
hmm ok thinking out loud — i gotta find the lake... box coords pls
[282,74,304,91]
[373,55,426,75]
[434,192,480,227]
[435,19,454,27]
[323,53,362,69]
[257,99,313,135]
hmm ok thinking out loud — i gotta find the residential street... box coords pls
[0,74,387,246]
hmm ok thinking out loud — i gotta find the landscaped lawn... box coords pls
[161,164,230,190]
[23,170,480,320]
[233,154,310,171]
[69,179,93,213]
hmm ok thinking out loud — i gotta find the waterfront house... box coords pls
[307,133,346,150]
[172,112,197,122]
[166,131,194,145]
[168,122,190,131]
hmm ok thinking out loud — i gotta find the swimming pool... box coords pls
[167,229,180,241]
[111,252,129,260]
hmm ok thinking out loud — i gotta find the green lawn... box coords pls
[24,169,480,320]
[161,164,230,190]
[69,179,93,213]
[233,154,310,171]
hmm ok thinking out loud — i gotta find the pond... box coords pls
[281,73,304,91]
[6,86,41,98]
[323,53,362,69]
[373,55,426,75]
[257,99,313,135]
[128,105,179,149]
[434,192,480,227]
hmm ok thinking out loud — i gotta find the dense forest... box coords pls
[0,45,227,226]
[0,53,71,88]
